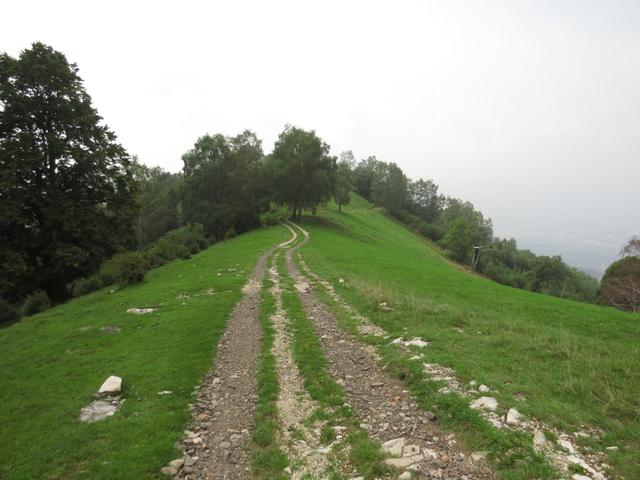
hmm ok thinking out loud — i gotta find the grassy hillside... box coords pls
[0,226,289,480]
[299,194,640,478]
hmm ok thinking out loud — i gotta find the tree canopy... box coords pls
[268,126,335,220]
[0,43,137,302]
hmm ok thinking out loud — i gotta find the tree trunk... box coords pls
[338,203,342,212]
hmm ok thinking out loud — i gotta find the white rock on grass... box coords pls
[533,430,547,447]
[478,384,490,393]
[385,455,423,468]
[557,439,577,454]
[505,407,521,426]
[99,375,122,395]
[398,472,412,480]
[382,437,406,456]
[572,474,591,480]
[79,400,119,423]
[126,307,156,314]
[470,396,498,411]
[404,338,429,348]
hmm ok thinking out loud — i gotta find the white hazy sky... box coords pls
[3,0,639,274]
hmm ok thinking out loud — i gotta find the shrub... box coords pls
[70,274,106,297]
[260,206,289,226]
[21,290,51,316]
[0,298,21,326]
[224,228,237,240]
[101,252,149,286]
[146,224,207,267]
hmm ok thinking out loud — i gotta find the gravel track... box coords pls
[284,223,496,480]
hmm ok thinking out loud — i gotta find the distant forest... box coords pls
[2,43,637,323]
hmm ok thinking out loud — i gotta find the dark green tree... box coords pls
[334,151,353,212]
[0,43,137,302]
[269,126,335,221]
[181,130,264,239]
[131,158,182,246]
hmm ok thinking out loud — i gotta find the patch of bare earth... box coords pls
[285,223,495,480]
[268,253,332,479]
[169,239,285,480]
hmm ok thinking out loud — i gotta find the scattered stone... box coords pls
[478,384,490,393]
[572,475,590,480]
[158,390,172,395]
[100,325,121,334]
[557,439,577,454]
[470,396,498,411]
[469,380,478,386]
[398,472,412,480]
[79,400,120,422]
[378,302,394,312]
[505,407,521,426]
[98,375,122,395]
[161,466,177,476]
[294,282,311,293]
[284,466,292,475]
[382,437,406,456]
[471,451,487,462]
[533,430,547,447]
[605,446,619,451]
[126,307,156,314]
[425,410,437,421]
[385,455,423,468]
[403,444,421,456]
[405,338,429,348]
[184,455,196,467]
[169,458,184,469]
[371,381,384,388]
[338,278,345,284]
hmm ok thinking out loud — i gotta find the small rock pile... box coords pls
[79,375,123,423]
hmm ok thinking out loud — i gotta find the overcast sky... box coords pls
[3,0,638,274]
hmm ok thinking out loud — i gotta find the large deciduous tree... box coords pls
[181,130,264,239]
[269,126,335,221]
[0,43,137,303]
[600,256,640,313]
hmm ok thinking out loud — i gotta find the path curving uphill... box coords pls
[174,226,296,480]
[284,222,496,480]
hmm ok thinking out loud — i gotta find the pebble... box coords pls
[505,407,521,425]
[478,384,490,393]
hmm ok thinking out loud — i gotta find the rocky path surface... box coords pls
[267,251,331,479]
[284,223,496,480]
[172,233,293,480]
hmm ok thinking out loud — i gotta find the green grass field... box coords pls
[0,226,289,480]
[297,194,640,478]
[1,193,638,479]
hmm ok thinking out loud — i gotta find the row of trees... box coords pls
[348,156,600,302]
[2,42,631,322]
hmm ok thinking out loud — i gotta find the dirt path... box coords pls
[174,231,294,480]
[284,223,496,480]
[267,251,331,479]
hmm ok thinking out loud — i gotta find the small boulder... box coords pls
[378,302,394,312]
[533,430,547,447]
[382,437,406,456]
[470,396,498,411]
[79,400,119,423]
[398,472,412,480]
[505,408,521,426]
[99,375,122,395]
[405,338,429,348]
[478,384,490,393]
[160,466,177,476]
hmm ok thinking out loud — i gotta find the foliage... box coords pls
[260,205,289,226]
[440,217,482,263]
[268,126,336,220]
[0,299,21,327]
[146,224,207,267]
[181,130,265,240]
[21,291,51,316]
[621,236,640,258]
[70,274,106,298]
[334,151,353,212]
[600,256,640,313]
[131,158,182,246]
[0,43,137,302]
[100,252,149,286]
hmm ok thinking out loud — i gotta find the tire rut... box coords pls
[284,223,496,480]
[173,232,293,480]
[268,251,331,479]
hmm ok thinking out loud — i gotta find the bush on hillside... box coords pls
[260,205,289,226]
[600,256,640,313]
[0,298,21,326]
[101,252,149,286]
[70,274,107,297]
[146,224,207,267]
[21,290,51,316]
